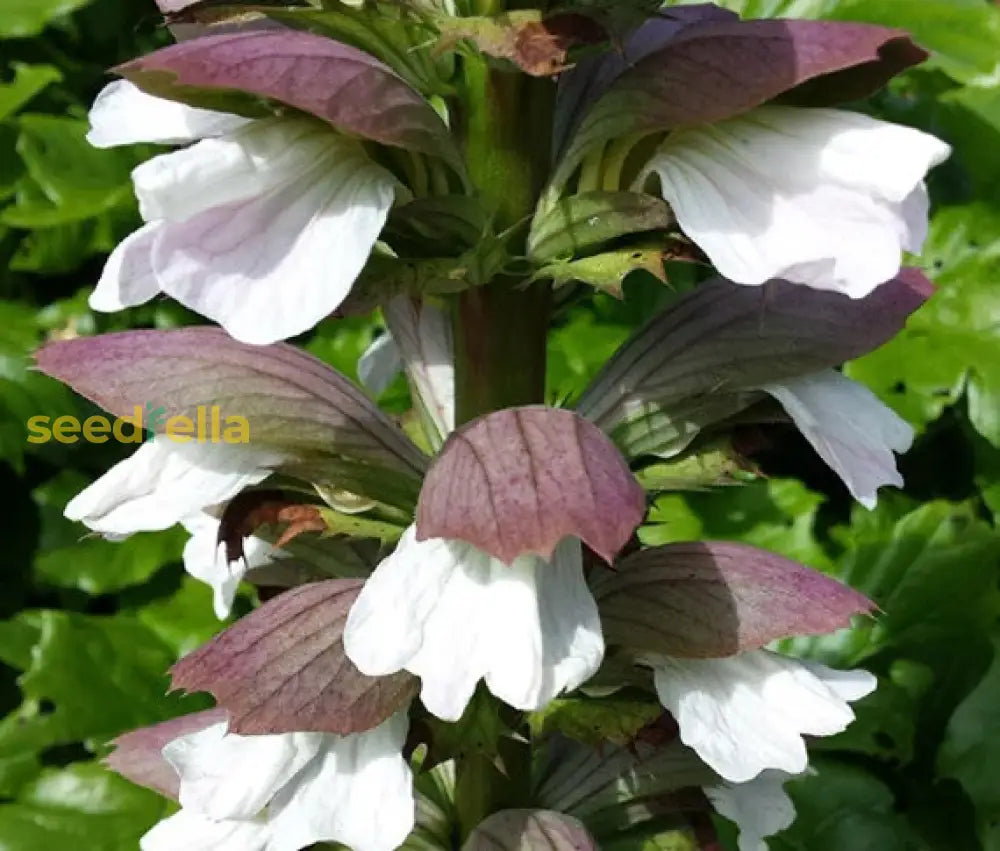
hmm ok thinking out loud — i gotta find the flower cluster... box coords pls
[38,1,950,849]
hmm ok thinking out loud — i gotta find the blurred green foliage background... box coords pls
[1,0,999,848]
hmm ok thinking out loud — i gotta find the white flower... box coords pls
[64,437,286,617]
[357,298,455,446]
[141,713,414,851]
[761,369,914,509]
[65,436,282,537]
[181,513,285,620]
[648,649,876,783]
[88,81,396,344]
[344,526,604,721]
[637,105,951,297]
[704,770,797,851]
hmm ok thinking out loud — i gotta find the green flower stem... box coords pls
[453,54,554,426]
[453,281,550,426]
[450,52,555,839]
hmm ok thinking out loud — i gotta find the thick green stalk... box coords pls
[453,282,549,425]
[450,52,555,839]
[453,54,554,425]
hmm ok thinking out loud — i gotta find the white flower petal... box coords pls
[799,659,878,703]
[650,650,872,783]
[900,182,932,252]
[267,712,415,851]
[164,722,324,821]
[640,105,951,297]
[761,370,914,509]
[704,770,796,851]
[90,221,163,312]
[87,80,251,149]
[145,133,394,344]
[345,527,603,721]
[483,537,604,712]
[132,118,330,224]
[344,527,478,718]
[65,437,281,537]
[181,513,283,619]
[384,297,456,441]
[141,809,270,851]
[357,332,403,398]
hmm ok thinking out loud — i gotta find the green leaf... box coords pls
[0,0,96,38]
[33,530,185,596]
[0,752,42,800]
[0,614,43,673]
[0,65,62,121]
[777,498,1000,775]
[0,611,199,755]
[0,302,79,471]
[939,635,1000,848]
[0,124,25,202]
[642,479,835,571]
[5,115,136,225]
[934,82,1000,198]
[0,762,167,850]
[771,759,927,851]
[124,576,225,659]
[847,204,1000,446]
[9,218,117,273]
[819,502,1000,662]
[810,671,919,763]
[546,311,630,404]
[307,315,382,380]
[32,472,186,595]
[973,436,1000,522]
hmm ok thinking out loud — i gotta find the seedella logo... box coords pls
[27,402,251,445]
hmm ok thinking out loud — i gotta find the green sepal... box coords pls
[528,191,673,263]
[530,243,669,296]
[633,438,759,493]
[529,695,662,748]
[314,506,407,545]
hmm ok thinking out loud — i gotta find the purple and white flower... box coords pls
[637,105,950,297]
[140,712,414,851]
[345,527,604,721]
[88,81,396,345]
